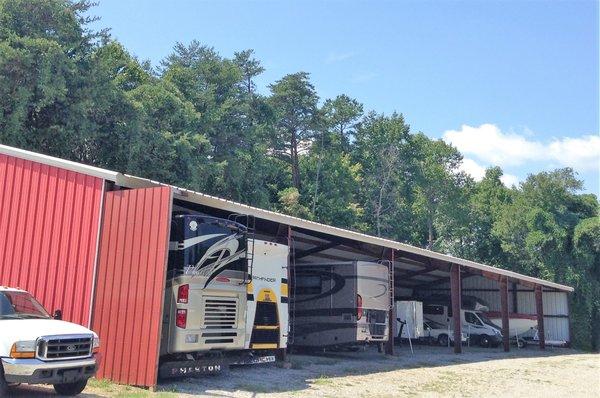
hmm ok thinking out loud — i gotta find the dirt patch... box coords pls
[10,346,600,397]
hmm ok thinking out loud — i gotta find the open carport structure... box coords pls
[0,144,573,387]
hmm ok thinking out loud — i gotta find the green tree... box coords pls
[0,0,107,160]
[411,133,469,250]
[269,72,319,190]
[354,112,413,237]
[310,94,363,214]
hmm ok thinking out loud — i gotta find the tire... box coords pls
[479,335,491,348]
[437,334,449,347]
[53,379,88,396]
[517,339,527,349]
[0,364,8,397]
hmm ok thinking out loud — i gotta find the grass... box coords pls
[87,378,178,398]
[312,374,334,386]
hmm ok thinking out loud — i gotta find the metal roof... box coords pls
[0,143,574,292]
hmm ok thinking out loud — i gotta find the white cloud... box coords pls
[443,124,544,166]
[325,51,356,64]
[459,157,520,187]
[443,124,600,172]
[459,158,486,181]
[500,173,520,187]
[547,135,600,171]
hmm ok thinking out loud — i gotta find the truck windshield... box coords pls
[0,291,50,319]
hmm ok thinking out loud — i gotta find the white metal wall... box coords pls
[417,275,570,342]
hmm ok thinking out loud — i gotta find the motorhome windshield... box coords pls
[477,312,501,329]
[0,291,50,319]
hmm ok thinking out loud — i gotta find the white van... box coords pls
[423,304,502,347]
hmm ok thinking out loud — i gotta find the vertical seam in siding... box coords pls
[88,180,107,328]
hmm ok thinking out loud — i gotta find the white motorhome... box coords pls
[423,304,502,348]
[159,214,289,378]
[0,287,100,396]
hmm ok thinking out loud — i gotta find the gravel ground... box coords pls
[8,345,600,397]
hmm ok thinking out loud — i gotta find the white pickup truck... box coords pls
[0,287,100,396]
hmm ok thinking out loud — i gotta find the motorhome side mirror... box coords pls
[53,309,62,320]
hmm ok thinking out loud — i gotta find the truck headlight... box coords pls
[93,336,101,354]
[10,340,36,358]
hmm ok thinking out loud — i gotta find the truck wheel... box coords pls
[53,379,88,396]
[0,363,8,396]
[479,335,491,348]
[437,334,449,347]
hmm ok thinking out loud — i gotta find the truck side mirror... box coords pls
[53,309,62,320]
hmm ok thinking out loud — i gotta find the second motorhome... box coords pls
[291,261,390,350]
[423,303,502,347]
[159,214,289,377]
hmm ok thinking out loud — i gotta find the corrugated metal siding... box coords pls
[92,187,172,387]
[419,275,570,342]
[517,290,570,341]
[0,153,103,326]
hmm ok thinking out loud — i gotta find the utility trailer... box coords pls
[159,214,289,378]
[290,261,390,350]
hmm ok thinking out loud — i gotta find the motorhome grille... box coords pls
[36,335,93,361]
[203,297,238,330]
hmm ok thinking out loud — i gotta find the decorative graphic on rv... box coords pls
[171,232,247,288]
[292,270,346,304]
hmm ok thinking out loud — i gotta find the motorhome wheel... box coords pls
[479,335,491,348]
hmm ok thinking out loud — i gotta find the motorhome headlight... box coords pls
[10,340,36,358]
[93,336,101,353]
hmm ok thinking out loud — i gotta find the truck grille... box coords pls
[203,297,238,330]
[37,335,93,361]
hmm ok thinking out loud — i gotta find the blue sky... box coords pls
[90,0,599,194]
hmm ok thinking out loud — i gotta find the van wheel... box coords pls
[437,334,449,347]
[0,363,8,396]
[479,335,491,348]
[53,379,88,396]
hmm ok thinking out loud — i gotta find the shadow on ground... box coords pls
[6,344,585,397]
[157,344,582,397]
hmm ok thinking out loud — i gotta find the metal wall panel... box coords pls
[419,275,570,341]
[0,154,103,326]
[517,290,570,341]
[91,187,172,387]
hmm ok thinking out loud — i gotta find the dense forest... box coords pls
[0,1,598,350]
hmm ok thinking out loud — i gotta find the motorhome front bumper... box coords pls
[1,355,98,384]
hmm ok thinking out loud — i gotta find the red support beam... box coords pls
[500,276,510,352]
[535,285,546,350]
[450,263,462,354]
[385,249,395,355]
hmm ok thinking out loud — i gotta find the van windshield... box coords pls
[478,312,501,329]
[0,291,50,319]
